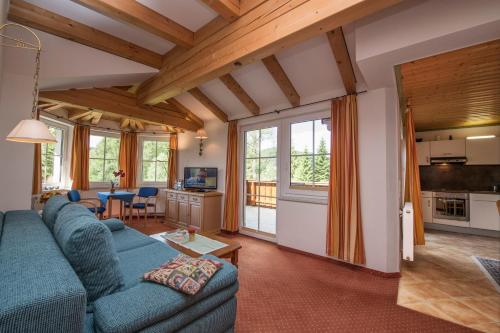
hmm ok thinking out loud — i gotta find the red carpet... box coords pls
[232,235,475,333]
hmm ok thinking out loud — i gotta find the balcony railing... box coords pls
[245,180,276,209]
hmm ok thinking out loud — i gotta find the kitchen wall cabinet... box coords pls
[430,139,465,157]
[466,137,500,165]
[470,193,500,231]
[421,191,433,223]
[416,142,430,165]
[164,189,222,234]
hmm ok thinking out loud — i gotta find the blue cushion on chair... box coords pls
[54,204,124,303]
[67,190,82,202]
[138,187,158,198]
[42,195,71,231]
[89,206,106,214]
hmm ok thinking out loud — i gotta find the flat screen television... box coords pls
[183,167,218,190]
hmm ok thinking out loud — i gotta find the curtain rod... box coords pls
[234,90,368,122]
[40,110,174,136]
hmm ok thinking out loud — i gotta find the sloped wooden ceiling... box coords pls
[400,39,500,131]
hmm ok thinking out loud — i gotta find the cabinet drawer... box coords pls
[167,192,177,200]
[177,194,189,202]
[189,196,201,204]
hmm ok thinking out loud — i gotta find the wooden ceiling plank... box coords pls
[39,89,199,131]
[201,0,240,21]
[326,27,356,94]
[68,109,93,120]
[137,0,399,104]
[219,73,260,115]
[8,0,162,68]
[188,87,228,122]
[71,0,194,48]
[262,55,300,107]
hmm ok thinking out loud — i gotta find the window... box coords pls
[89,133,120,183]
[141,139,169,183]
[41,126,64,189]
[290,119,330,188]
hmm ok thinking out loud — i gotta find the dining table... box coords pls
[97,191,135,219]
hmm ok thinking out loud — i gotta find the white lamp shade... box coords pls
[6,119,57,144]
[195,128,208,139]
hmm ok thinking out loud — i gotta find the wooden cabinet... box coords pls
[430,139,465,157]
[163,189,223,234]
[416,142,430,165]
[421,191,433,223]
[470,194,500,231]
[466,137,500,165]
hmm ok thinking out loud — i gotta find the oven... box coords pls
[433,192,470,221]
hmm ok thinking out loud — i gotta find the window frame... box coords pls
[40,123,65,190]
[138,135,170,186]
[40,117,71,191]
[89,130,121,188]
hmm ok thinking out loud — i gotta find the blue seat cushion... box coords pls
[54,204,124,303]
[88,206,106,214]
[42,195,71,231]
[111,226,157,253]
[102,218,125,232]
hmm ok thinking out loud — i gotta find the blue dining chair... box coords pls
[67,190,106,219]
[125,187,159,225]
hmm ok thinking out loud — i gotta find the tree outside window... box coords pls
[89,134,120,182]
[142,139,169,183]
[290,119,330,188]
[41,126,64,189]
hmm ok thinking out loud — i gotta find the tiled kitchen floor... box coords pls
[398,229,500,332]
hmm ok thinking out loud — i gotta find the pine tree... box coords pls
[299,148,313,183]
[314,138,330,184]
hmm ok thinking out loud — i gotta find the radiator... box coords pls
[402,202,414,261]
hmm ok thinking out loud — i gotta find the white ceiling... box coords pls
[14,0,498,123]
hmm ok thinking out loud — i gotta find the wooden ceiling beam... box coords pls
[166,98,204,129]
[189,87,228,122]
[71,0,194,48]
[136,0,399,104]
[219,73,259,115]
[68,109,93,120]
[8,0,162,68]
[262,55,300,107]
[39,89,199,131]
[201,0,240,21]
[90,112,102,125]
[326,27,356,94]
[120,118,130,129]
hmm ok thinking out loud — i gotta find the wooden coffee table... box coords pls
[155,232,242,267]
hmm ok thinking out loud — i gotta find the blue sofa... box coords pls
[0,196,238,333]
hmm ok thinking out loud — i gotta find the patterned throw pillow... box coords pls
[143,254,223,295]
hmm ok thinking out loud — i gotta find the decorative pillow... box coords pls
[143,254,223,295]
[102,218,125,232]
[42,195,71,231]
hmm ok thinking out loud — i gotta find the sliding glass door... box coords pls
[243,127,278,235]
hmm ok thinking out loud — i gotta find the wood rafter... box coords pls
[189,87,228,122]
[8,0,162,68]
[166,98,205,129]
[39,88,200,131]
[68,109,93,121]
[219,73,259,115]
[201,0,240,21]
[71,0,194,48]
[137,0,399,104]
[262,55,300,107]
[326,27,356,94]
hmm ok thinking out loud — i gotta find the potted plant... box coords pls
[111,170,125,193]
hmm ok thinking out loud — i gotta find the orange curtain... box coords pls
[70,125,90,190]
[168,133,178,189]
[32,143,42,195]
[326,95,365,264]
[223,121,239,232]
[119,131,138,189]
[404,108,425,245]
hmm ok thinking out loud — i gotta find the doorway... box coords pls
[242,126,278,236]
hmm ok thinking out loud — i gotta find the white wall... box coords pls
[416,126,500,142]
[177,119,228,193]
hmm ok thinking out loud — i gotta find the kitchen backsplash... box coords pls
[420,165,500,191]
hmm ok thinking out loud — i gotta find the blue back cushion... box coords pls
[42,195,71,231]
[138,187,158,198]
[102,218,125,232]
[0,211,3,243]
[54,204,124,302]
[67,190,81,202]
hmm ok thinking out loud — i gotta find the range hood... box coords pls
[430,157,467,164]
